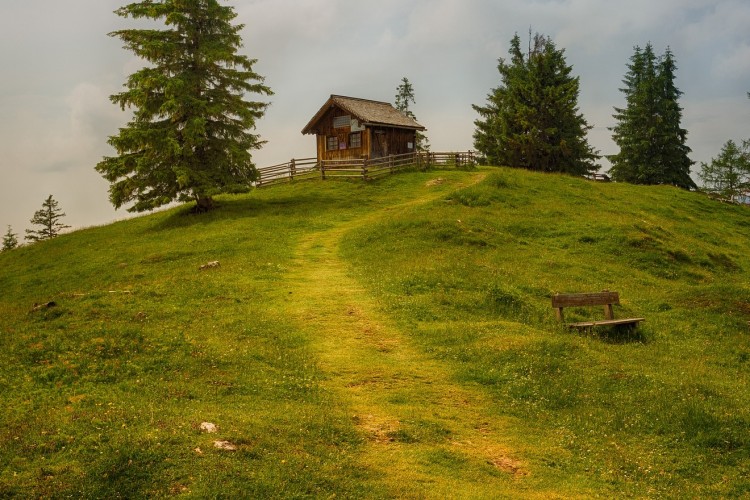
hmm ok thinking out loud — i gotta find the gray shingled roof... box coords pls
[302,95,425,134]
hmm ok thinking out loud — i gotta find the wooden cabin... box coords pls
[301,95,425,162]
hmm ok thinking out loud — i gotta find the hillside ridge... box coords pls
[1,167,749,497]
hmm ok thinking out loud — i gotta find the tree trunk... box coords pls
[194,195,215,213]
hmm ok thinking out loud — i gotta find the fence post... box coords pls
[362,157,368,181]
[321,160,326,180]
[389,154,394,174]
[289,158,296,181]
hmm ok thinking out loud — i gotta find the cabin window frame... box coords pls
[326,136,338,151]
[349,132,362,149]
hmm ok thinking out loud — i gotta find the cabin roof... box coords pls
[301,95,425,135]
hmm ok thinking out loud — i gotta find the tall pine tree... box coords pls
[609,44,695,189]
[473,34,526,167]
[609,45,655,183]
[473,33,598,175]
[97,0,273,213]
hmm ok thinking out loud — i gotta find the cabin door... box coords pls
[371,130,387,159]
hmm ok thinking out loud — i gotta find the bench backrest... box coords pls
[551,291,620,308]
[551,291,620,322]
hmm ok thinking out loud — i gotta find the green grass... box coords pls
[341,168,750,496]
[1,167,749,497]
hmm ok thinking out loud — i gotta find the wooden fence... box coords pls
[254,157,319,187]
[256,151,475,187]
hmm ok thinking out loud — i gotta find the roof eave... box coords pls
[362,122,426,131]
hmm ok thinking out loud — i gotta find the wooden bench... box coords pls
[551,291,644,330]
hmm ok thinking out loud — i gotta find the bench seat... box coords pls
[567,317,645,329]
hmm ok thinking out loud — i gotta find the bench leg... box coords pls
[604,304,614,320]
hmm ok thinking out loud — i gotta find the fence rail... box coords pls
[255,157,318,187]
[256,151,475,187]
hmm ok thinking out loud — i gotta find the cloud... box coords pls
[0,83,118,175]
[0,79,122,234]
[714,43,750,82]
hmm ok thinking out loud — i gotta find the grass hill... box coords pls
[1,166,748,498]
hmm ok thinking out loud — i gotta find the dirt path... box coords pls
[283,175,535,497]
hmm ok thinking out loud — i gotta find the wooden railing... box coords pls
[255,157,318,187]
[421,151,476,169]
[256,151,475,186]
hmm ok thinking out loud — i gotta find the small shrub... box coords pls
[448,188,492,207]
[487,173,511,189]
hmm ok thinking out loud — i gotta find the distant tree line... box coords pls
[473,33,746,193]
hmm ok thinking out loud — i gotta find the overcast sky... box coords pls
[1,0,748,236]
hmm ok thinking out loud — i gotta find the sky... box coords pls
[1,0,749,236]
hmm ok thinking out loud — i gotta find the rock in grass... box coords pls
[213,440,237,451]
[199,261,220,270]
[200,422,217,433]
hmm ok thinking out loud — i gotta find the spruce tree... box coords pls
[699,139,750,200]
[97,0,273,213]
[2,226,19,251]
[473,35,526,167]
[609,44,695,188]
[25,195,71,242]
[609,45,654,183]
[654,48,695,189]
[473,33,598,175]
[395,77,416,118]
[394,77,429,151]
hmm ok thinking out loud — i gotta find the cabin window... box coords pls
[333,115,351,129]
[327,136,338,151]
[349,132,362,149]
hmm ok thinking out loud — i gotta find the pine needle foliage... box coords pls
[473,33,598,175]
[394,77,429,151]
[699,139,750,201]
[24,195,71,242]
[2,225,19,251]
[609,44,696,189]
[97,0,273,213]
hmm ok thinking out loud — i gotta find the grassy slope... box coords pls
[0,166,748,497]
